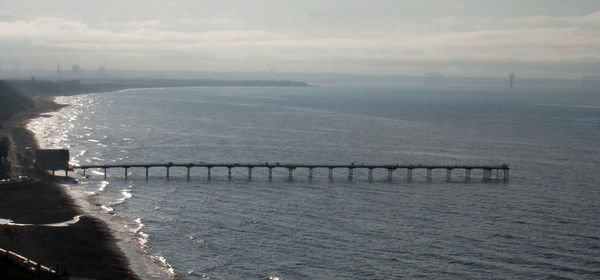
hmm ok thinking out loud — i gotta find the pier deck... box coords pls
[68,162,509,182]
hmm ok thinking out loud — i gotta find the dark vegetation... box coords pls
[0,81,33,122]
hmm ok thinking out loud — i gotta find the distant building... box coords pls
[92,65,110,77]
[509,72,515,88]
[71,65,84,77]
[56,62,63,76]
[35,149,70,174]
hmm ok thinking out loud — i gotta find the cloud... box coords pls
[1,11,600,77]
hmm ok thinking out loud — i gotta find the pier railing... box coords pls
[67,162,509,182]
[0,247,57,276]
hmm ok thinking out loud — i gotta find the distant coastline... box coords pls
[6,78,309,97]
[1,77,310,174]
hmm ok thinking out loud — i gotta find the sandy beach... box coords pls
[1,91,140,279]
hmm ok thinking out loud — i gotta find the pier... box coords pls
[70,162,509,182]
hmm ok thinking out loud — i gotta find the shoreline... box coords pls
[0,78,313,278]
[1,93,141,278]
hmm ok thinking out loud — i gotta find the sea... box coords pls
[27,81,600,279]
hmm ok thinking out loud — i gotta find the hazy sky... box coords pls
[1,0,599,78]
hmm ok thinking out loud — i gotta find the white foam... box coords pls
[41,215,85,227]
[0,215,85,227]
[122,190,133,199]
[112,189,133,206]
[98,181,109,192]
[138,232,150,247]
[90,170,105,176]
[101,205,115,214]
[154,255,175,276]
[132,218,144,233]
[0,218,31,226]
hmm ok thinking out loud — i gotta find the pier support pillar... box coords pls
[166,167,170,180]
[483,168,491,181]
[268,168,273,180]
[328,168,333,180]
[466,169,471,181]
[288,168,293,181]
[348,168,353,180]
[124,167,128,179]
[368,168,373,181]
[407,169,412,182]
[208,167,212,180]
[503,167,509,182]
[145,167,149,180]
[387,169,393,181]
[308,168,313,180]
[227,167,231,179]
[446,168,451,181]
[104,168,107,179]
[83,168,86,177]
[427,168,432,182]
[187,167,191,180]
[248,168,253,180]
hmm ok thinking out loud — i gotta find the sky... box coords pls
[1,0,600,78]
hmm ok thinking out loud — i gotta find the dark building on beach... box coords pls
[0,137,8,158]
[0,137,8,175]
[35,149,70,174]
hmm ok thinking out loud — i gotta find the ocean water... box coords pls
[28,82,600,279]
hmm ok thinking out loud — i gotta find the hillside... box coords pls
[0,80,33,122]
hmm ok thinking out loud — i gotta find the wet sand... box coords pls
[0,95,140,279]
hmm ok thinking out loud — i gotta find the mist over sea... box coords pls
[28,82,600,279]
